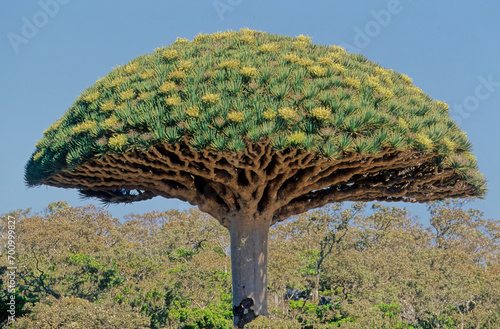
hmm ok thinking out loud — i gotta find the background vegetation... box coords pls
[1,200,498,328]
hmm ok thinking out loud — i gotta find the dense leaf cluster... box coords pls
[1,200,498,328]
[25,29,484,195]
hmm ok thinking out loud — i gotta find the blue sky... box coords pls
[1,0,499,224]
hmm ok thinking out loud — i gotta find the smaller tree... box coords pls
[290,203,364,302]
[429,199,499,264]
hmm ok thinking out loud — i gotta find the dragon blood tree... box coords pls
[26,29,485,327]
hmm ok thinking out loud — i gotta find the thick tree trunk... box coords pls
[313,271,320,302]
[229,215,271,328]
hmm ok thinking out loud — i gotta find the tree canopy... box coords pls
[25,29,485,223]
[1,201,499,328]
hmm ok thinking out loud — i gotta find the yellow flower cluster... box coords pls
[292,41,309,49]
[72,120,97,134]
[278,107,297,120]
[330,63,346,75]
[442,137,455,152]
[326,51,343,62]
[240,27,257,35]
[193,31,237,43]
[162,49,179,60]
[108,134,128,150]
[202,93,220,103]
[397,118,409,130]
[400,74,413,84]
[284,53,301,63]
[374,67,393,86]
[434,100,449,111]
[286,53,323,67]
[102,116,119,130]
[165,96,182,106]
[178,60,193,71]
[159,81,177,93]
[186,106,199,117]
[308,65,328,77]
[415,133,434,151]
[318,56,334,66]
[168,69,187,80]
[258,42,279,52]
[239,34,255,43]
[124,62,139,74]
[227,111,245,122]
[174,37,189,44]
[377,87,394,99]
[378,88,394,98]
[317,56,345,74]
[374,67,389,78]
[344,77,361,89]
[296,35,312,43]
[297,58,314,67]
[329,45,346,53]
[83,90,100,103]
[108,76,126,89]
[140,69,155,80]
[120,89,135,101]
[366,75,380,88]
[33,150,44,161]
[193,33,208,43]
[406,85,423,95]
[240,66,258,77]
[218,59,240,69]
[100,100,115,112]
[383,78,394,87]
[263,109,277,120]
[138,91,155,101]
[288,131,307,144]
[209,31,238,40]
[115,103,126,112]
[310,106,331,120]
[366,75,394,98]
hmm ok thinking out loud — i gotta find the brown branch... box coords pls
[273,172,474,223]
[42,140,479,224]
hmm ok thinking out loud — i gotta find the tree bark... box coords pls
[313,270,320,302]
[229,215,271,328]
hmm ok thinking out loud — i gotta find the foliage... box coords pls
[1,200,498,328]
[25,29,484,197]
[10,297,150,328]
